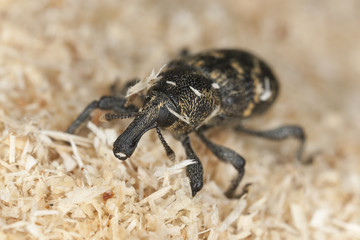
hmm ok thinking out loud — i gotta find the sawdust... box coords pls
[1,0,360,239]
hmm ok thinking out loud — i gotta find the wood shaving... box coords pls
[189,86,202,97]
[126,64,167,97]
[259,77,272,101]
[0,1,359,239]
[166,106,191,124]
[211,83,220,89]
[166,81,177,86]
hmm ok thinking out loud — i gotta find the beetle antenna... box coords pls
[101,112,139,122]
[156,126,175,161]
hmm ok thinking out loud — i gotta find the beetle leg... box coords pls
[235,125,307,163]
[156,127,175,161]
[196,131,246,198]
[67,96,138,134]
[179,48,190,57]
[181,136,204,197]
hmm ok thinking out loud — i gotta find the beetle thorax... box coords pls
[147,68,222,138]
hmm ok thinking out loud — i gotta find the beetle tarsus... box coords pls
[181,136,204,196]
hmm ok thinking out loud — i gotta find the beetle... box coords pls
[67,49,305,198]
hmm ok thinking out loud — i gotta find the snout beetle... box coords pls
[67,49,305,198]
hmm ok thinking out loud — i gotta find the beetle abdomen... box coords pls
[168,49,279,119]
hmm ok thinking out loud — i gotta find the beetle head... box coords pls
[113,91,177,160]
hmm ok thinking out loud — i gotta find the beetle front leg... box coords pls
[196,131,247,198]
[181,136,204,197]
[67,96,138,134]
[235,125,307,163]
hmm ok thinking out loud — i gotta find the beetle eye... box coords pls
[158,106,175,127]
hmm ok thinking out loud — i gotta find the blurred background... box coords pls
[1,0,359,143]
[0,0,359,239]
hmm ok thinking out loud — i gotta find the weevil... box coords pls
[67,49,305,198]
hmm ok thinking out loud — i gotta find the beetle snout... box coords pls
[114,152,128,160]
[113,128,143,161]
[112,109,157,161]
[113,145,133,160]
